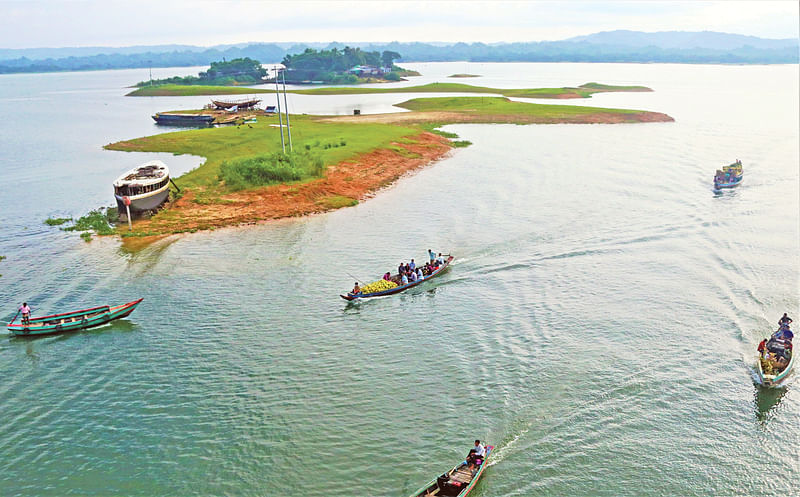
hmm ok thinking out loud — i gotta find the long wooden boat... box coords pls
[7,299,143,337]
[713,160,743,190]
[152,113,215,126]
[756,332,795,387]
[211,98,261,110]
[340,255,454,301]
[408,445,494,497]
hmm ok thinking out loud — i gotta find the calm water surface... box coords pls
[0,62,798,496]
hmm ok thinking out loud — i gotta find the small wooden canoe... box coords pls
[713,160,743,190]
[757,335,795,387]
[7,298,143,337]
[340,256,454,301]
[408,445,494,497]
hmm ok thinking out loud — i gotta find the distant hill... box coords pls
[1,31,797,74]
[566,30,797,50]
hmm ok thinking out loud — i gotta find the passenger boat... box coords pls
[113,160,171,217]
[713,160,743,190]
[152,112,215,126]
[756,327,794,387]
[7,299,143,337]
[340,255,454,301]
[211,97,261,110]
[408,445,494,497]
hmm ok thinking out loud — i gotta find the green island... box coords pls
[135,57,266,87]
[100,92,672,243]
[128,81,651,98]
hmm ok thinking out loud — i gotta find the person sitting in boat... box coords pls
[19,302,31,325]
[437,253,446,265]
[398,262,405,276]
[416,268,425,281]
[757,339,767,355]
[408,270,417,283]
[466,440,485,471]
[401,272,409,285]
[351,283,361,295]
[779,313,793,326]
[383,272,392,281]
[775,326,793,341]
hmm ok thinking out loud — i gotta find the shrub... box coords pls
[384,72,401,81]
[219,151,325,190]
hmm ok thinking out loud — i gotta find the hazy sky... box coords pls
[2,0,798,49]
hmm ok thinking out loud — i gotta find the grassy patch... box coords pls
[127,84,272,97]
[397,96,642,118]
[289,82,650,99]
[219,151,325,190]
[451,140,472,148]
[318,195,358,209]
[106,115,421,191]
[44,217,71,226]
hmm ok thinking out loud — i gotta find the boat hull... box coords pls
[341,256,454,301]
[7,299,143,336]
[408,445,494,497]
[115,187,169,213]
[714,175,743,190]
[152,113,215,126]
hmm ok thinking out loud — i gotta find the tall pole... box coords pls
[274,67,285,153]
[149,60,152,86]
[281,69,293,151]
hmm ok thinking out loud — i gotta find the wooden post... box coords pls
[123,196,132,231]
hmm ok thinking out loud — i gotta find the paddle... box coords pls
[8,309,20,325]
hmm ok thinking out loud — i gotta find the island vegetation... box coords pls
[135,57,266,87]
[100,94,672,242]
[281,47,417,84]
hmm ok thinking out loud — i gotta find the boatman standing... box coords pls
[778,313,793,327]
[19,302,31,325]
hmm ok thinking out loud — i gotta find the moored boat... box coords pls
[713,160,743,190]
[7,299,143,336]
[113,160,171,218]
[340,255,454,301]
[152,112,215,126]
[756,320,794,387]
[408,445,494,497]
[211,97,261,110]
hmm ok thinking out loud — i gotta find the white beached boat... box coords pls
[113,160,170,218]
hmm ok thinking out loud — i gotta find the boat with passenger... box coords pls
[340,253,453,301]
[7,299,143,336]
[756,314,794,387]
[408,444,493,497]
[713,160,743,190]
[113,160,171,219]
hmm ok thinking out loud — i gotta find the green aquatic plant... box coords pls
[218,151,325,191]
[62,209,116,237]
[44,217,72,226]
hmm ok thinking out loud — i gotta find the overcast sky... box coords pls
[1,0,798,49]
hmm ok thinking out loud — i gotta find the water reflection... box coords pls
[753,383,789,423]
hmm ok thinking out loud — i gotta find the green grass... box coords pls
[219,151,325,190]
[318,195,358,209]
[288,82,650,99]
[397,96,643,118]
[106,114,421,190]
[127,84,272,97]
[44,217,71,226]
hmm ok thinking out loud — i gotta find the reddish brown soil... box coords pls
[125,132,453,238]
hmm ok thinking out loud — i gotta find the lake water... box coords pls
[0,62,798,496]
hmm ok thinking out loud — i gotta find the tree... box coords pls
[381,50,401,68]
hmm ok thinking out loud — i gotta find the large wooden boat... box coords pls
[408,445,494,497]
[340,255,454,301]
[7,299,143,336]
[756,328,794,387]
[113,160,171,217]
[713,160,743,190]
[152,113,215,126]
[211,98,261,110]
